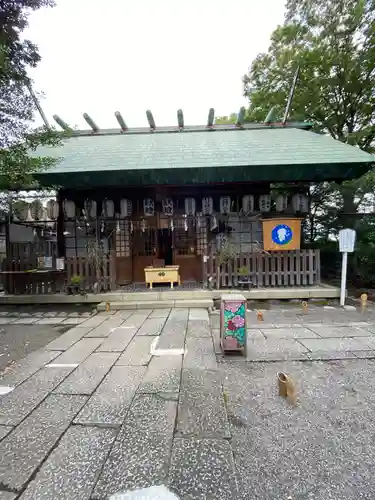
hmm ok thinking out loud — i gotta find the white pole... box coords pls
[340,251,348,307]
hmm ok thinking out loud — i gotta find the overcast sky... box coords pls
[25,0,285,130]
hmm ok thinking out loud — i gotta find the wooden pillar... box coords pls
[56,192,65,258]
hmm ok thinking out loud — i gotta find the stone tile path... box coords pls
[1,305,375,498]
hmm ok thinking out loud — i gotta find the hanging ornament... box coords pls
[41,229,44,236]
[101,221,105,233]
[220,196,231,215]
[170,219,174,232]
[84,199,97,219]
[210,215,218,231]
[130,221,134,233]
[102,199,114,218]
[116,220,120,233]
[141,219,146,232]
[46,199,59,219]
[143,198,154,217]
[30,200,43,220]
[292,193,309,213]
[259,194,271,212]
[25,207,34,222]
[63,199,75,219]
[120,199,132,218]
[242,195,254,214]
[184,197,196,216]
[162,198,174,216]
[202,196,213,215]
[184,215,188,232]
[275,194,288,212]
[196,215,201,229]
[33,228,36,236]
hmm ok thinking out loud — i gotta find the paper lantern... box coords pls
[242,195,254,214]
[276,194,288,212]
[202,197,213,215]
[220,196,231,215]
[84,199,97,219]
[120,198,132,217]
[259,194,271,212]
[30,200,43,220]
[25,207,34,222]
[292,194,308,213]
[143,198,154,216]
[184,197,196,216]
[63,199,75,219]
[102,199,114,218]
[46,199,59,219]
[18,204,30,221]
[162,198,174,216]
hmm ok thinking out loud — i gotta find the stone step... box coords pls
[97,299,213,311]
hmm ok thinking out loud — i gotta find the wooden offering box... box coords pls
[144,265,181,289]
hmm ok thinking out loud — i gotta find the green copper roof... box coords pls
[34,127,374,188]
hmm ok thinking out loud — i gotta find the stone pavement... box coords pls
[0,305,375,498]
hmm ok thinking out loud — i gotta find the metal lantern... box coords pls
[46,199,59,219]
[120,198,132,218]
[63,199,75,219]
[162,198,174,216]
[102,199,114,218]
[184,197,196,216]
[259,194,271,212]
[30,200,43,220]
[292,193,308,213]
[275,194,288,212]
[202,196,213,215]
[84,199,97,219]
[143,198,154,217]
[220,196,231,215]
[242,195,254,214]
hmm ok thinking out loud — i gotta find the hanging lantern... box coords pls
[30,200,43,220]
[276,194,288,212]
[25,207,34,222]
[84,199,97,219]
[184,197,196,216]
[18,204,30,221]
[102,199,114,218]
[292,194,308,213]
[101,221,105,233]
[202,197,213,215]
[116,220,120,233]
[63,199,75,219]
[220,196,231,215]
[196,215,201,229]
[210,215,218,231]
[162,198,174,216]
[46,199,59,219]
[141,219,146,232]
[242,195,254,214]
[120,199,132,217]
[130,221,134,233]
[259,194,271,212]
[170,219,174,232]
[184,215,188,232]
[143,198,154,217]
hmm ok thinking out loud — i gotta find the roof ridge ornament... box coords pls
[83,113,99,132]
[115,111,128,131]
[207,108,215,127]
[146,110,156,130]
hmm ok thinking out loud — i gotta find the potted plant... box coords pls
[67,275,81,295]
[237,266,252,289]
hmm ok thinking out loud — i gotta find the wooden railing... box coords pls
[203,249,321,288]
[66,252,116,292]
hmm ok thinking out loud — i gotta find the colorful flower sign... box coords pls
[221,299,247,352]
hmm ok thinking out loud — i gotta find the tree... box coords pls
[243,0,375,232]
[215,113,238,125]
[0,0,62,189]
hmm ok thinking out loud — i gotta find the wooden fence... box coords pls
[65,253,116,292]
[204,249,321,288]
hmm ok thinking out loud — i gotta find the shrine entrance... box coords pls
[157,229,173,266]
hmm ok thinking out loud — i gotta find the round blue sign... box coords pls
[271,224,293,245]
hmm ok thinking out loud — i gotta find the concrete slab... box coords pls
[112,310,137,319]
[11,317,38,325]
[54,352,119,395]
[0,349,61,387]
[260,327,319,339]
[169,438,238,500]
[300,337,371,352]
[184,337,217,370]
[189,308,210,321]
[181,369,223,394]
[74,365,146,426]
[149,309,171,318]
[247,337,309,361]
[79,315,107,328]
[36,318,64,325]
[0,492,17,500]
[116,336,154,366]
[136,317,166,336]
[139,355,182,393]
[0,318,15,324]
[96,327,137,352]
[0,366,76,426]
[92,394,177,498]
[0,394,87,491]
[186,319,211,338]
[61,317,86,325]
[0,425,12,441]
[84,317,125,337]
[122,312,150,327]
[308,325,371,337]
[19,426,116,500]
[176,390,230,438]
[44,327,93,351]
[52,338,104,364]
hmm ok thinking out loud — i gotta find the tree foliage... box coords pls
[215,113,237,125]
[0,0,62,189]
[243,0,375,285]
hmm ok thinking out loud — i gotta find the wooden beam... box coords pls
[207,108,215,127]
[264,107,278,124]
[115,111,128,131]
[146,110,156,129]
[236,107,246,127]
[83,113,99,132]
[53,115,71,131]
[177,109,184,128]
